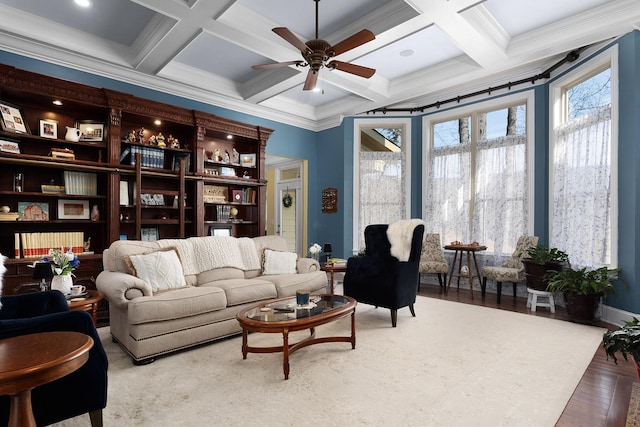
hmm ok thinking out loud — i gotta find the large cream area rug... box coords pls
[54,297,605,427]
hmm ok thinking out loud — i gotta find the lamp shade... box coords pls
[33,262,53,280]
[323,243,332,253]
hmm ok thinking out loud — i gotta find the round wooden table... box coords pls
[320,263,347,294]
[67,289,104,326]
[0,331,94,427]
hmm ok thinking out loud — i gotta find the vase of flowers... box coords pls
[308,243,321,261]
[43,247,80,294]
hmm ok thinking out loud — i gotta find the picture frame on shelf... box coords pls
[230,189,243,203]
[57,199,89,220]
[209,224,232,237]
[18,202,49,221]
[172,152,191,172]
[140,193,165,206]
[141,227,160,242]
[0,100,30,134]
[75,120,105,142]
[239,153,256,168]
[0,138,20,153]
[38,118,58,139]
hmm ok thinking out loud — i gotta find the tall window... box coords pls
[353,119,411,251]
[549,48,617,268]
[423,93,534,262]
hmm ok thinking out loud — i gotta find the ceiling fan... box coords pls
[251,0,376,91]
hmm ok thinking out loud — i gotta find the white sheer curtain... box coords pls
[551,105,612,267]
[358,151,405,249]
[425,134,528,265]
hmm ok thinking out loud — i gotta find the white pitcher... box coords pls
[65,126,82,142]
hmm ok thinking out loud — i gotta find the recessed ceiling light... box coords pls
[75,0,91,7]
[52,100,63,106]
[154,119,161,125]
[399,49,414,57]
[226,135,233,139]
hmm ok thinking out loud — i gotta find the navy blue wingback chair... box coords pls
[0,291,108,427]
[344,223,425,327]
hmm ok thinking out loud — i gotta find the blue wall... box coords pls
[2,30,639,314]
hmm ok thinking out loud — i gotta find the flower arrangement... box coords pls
[308,243,322,260]
[42,247,80,276]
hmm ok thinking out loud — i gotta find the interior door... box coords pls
[276,183,301,254]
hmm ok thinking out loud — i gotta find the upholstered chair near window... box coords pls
[418,233,449,292]
[344,220,424,327]
[481,235,539,304]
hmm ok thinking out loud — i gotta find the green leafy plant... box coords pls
[545,265,619,296]
[603,317,640,364]
[522,244,570,265]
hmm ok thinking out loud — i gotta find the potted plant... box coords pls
[521,245,570,291]
[545,265,619,322]
[602,317,640,380]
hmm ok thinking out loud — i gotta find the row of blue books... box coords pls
[120,145,165,169]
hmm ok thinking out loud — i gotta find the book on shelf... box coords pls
[0,212,19,221]
[125,145,165,169]
[49,147,75,159]
[15,231,84,258]
[64,171,97,195]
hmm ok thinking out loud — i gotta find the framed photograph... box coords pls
[209,224,232,237]
[172,153,191,172]
[141,227,160,242]
[18,202,49,221]
[0,138,20,153]
[38,118,58,139]
[75,120,105,142]
[140,193,165,206]
[0,100,30,134]
[57,199,89,220]
[239,153,256,168]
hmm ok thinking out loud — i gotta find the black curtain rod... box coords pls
[365,45,589,115]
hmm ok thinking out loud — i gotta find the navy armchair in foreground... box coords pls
[344,220,425,327]
[0,291,108,426]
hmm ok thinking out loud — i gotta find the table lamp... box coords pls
[33,262,53,291]
[323,243,332,262]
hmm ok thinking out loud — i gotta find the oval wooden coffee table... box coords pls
[236,294,356,380]
[0,331,94,427]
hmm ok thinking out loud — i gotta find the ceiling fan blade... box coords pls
[272,27,311,54]
[328,29,375,57]
[251,61,302,70]
[303,70,319,91]
[327,61,376,78]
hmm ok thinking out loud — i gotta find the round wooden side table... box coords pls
[0,331,94,427]
[67,289,104,326]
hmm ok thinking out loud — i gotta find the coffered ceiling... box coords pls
[0,0,638,130]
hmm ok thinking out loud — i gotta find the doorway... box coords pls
[266,156,305,255]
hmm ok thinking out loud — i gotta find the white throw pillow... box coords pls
[262,249,297,275]
[128,249,187,293]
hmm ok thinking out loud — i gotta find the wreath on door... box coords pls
[282,192,293,208]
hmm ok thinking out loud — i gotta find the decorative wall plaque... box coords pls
[321,187,338,213]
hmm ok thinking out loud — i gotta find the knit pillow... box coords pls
[127,249,187,293]
[262,249,297,275]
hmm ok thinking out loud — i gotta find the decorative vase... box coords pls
[311,253,319,261]
[51,274,73,294]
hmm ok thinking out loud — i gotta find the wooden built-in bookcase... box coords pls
[0,64,272,295]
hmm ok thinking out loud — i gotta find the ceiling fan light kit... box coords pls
[251,0,376,91]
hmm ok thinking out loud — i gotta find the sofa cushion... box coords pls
[262,249,298,275]
[197,267,245,284]
[263,271,328,297]
[128,286,227,325]
[200,278,277,306]
[127,249,187,294]
[104,240,161,274]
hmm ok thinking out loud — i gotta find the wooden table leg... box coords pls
[241,329,248,359]
[466,250,474,298]
[282,329,290,380]
[447,250,458,291]
[9,390,36,427]
[329,270,335,294]
[472,251,482,291]
[350,308,356,349]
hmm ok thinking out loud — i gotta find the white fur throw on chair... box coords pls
[387,219,425,261]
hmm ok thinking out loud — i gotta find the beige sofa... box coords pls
[96,235,327,363]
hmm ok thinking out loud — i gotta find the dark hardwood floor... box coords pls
[417,281,638,427]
